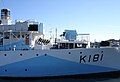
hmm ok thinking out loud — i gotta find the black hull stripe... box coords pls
[0,70,120,80]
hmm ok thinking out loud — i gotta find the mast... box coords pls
[55,28,57,44]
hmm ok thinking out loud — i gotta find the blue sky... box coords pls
[0,0,120,41]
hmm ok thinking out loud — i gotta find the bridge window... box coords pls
[28,24,38,31]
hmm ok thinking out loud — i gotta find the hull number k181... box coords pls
[80,54,103,63]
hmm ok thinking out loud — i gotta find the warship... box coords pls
[0,8,120,78]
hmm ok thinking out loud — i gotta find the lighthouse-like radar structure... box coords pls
[0,9,11,25]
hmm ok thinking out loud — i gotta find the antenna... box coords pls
[55,28,57,44]
[49,28,52,40]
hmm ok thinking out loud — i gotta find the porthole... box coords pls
[5,69,7,72]
[80,52,82,54]
[101,51,103,53]
[36,54,39,56]
[20,54,22,56]
[4,54,7,56]
[69,52,71,54]
[25,69,28,71]
[45,54,47,56]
